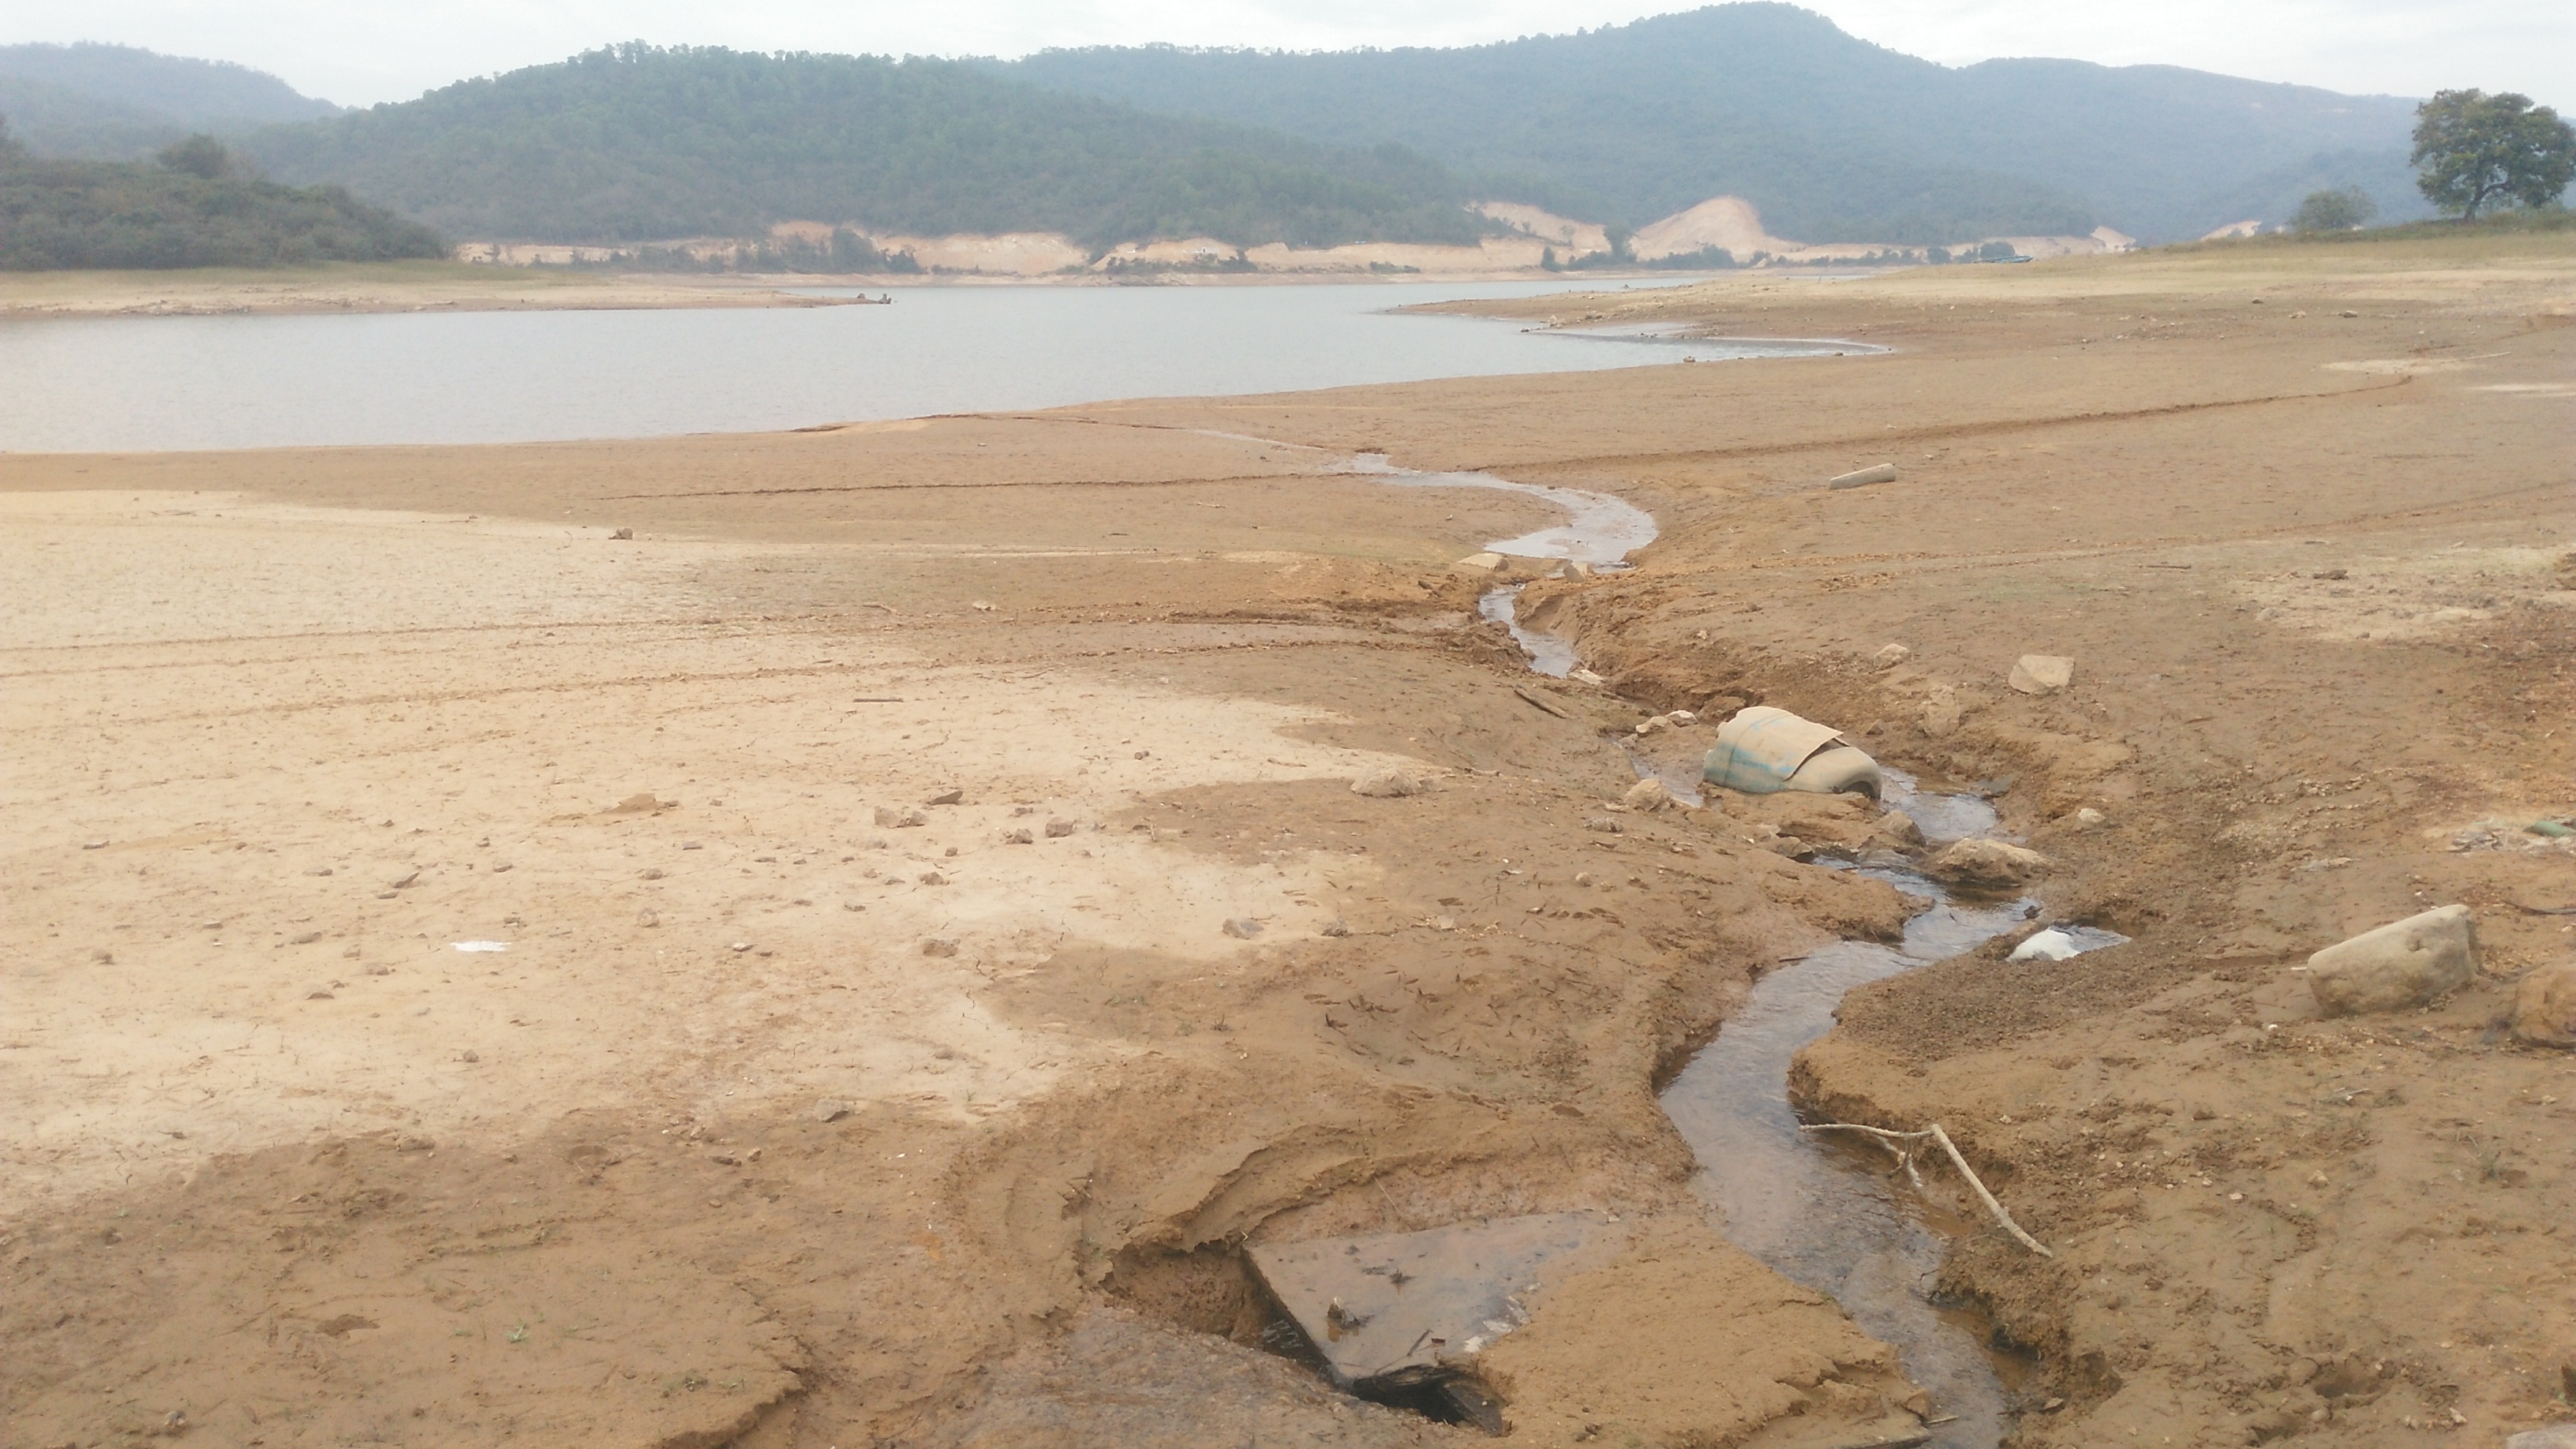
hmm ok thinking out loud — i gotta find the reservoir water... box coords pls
[0,279,1858,454]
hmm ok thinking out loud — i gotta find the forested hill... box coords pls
[996,3,2426,242]
[240,45,1489,249]
[0,43,339,160]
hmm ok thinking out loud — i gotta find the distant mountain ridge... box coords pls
[0,42,339,159]
[235,45,1488,250]
[994,4,2428,242]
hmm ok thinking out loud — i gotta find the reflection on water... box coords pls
[1,279,1845,453]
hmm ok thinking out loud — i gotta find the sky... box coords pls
[6,0,2569,111]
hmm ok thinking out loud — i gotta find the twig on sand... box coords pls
[1801,1121,2055,1257]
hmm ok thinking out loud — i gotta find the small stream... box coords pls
[1352,450,2126,1444]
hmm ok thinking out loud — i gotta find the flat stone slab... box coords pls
[1246,1211,1627,1393]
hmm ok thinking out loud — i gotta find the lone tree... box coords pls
[2411,89,2575,219]
[2290,186,2378,231]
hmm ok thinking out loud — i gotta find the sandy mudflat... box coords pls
[6,231,2575,1448]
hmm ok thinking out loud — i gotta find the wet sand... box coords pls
[6,230,2574,1447]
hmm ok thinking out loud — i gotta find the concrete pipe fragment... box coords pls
[1829,462,1899,489]
[1704,706,1883,799]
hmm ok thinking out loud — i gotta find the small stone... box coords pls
[1926,838,2053,891]
[1634,716,1668,736]
[1665,710,1697,726]
[730,941,754,953]
[1222,917,1264,939]
[1320,919,1350,938]
[641,867,665,880]
[2508,960,2576,1048]
[290,930,323,945]
[89,948,114,964]
[682,841,702,849]
[919,871,949,886]
[842,901,866,912]
[813,1099,849,1124]
[489,862,511,874]
[924,788,964,806]
[459,1050,479,1063]
[637,910,659,927]
[1454,552,1504,571]
[388,869,421,889]
[1431,915,1457,931]
[2009,653,2075,695]
[2076,807,2107,827]
[972,601,994,612]
[305,987,335,1000]
[1874,642,1911,669]
[1920,687,1963,738]
[1133,749,1151,759]
[2308,904,2477,1017]
[2338,309,2359,318]
[1621,778,1675,812]
[1574,871,1595,886]
[921,938,960,957]
[80,838,108,850]
[1568,667,1604,686]
[1350,766,1425,798]
[304,866,334,877]
[1003,828,1035,844]
[1585,816,1623,833]
[607,792,665,814]
[1045,818,1077,837]
[1874,810,1925,846]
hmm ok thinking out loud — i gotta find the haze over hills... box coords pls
[0,42,340,159]
[995,4,2428,243]
[0,7,2441,264]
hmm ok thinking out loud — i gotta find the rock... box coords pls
[2506,1426,2576,1449]
[1665,710,1697,727]
[875,806,927,828]
[1829,462,1899,489]
[1568,668,1604,686]
[290,930,323,945]
[303,865,334,877]
[1926,838,2053,891]
[921,938,960,957]
[636,911,659,927]
[1919,687,1963,738]
[2076,807,2107,827]
[2009,654,2075,695]
[2308,904,2478,1017]
[1045,818,1078,837]
[388,869,421,889]
[489,862,511,873]
[2510,960,2576,1047]
[1321,919,1351,938]
[606,792,665,814]
[305,987,335,1000]
[1454,552,1504,571]
[1873,643,1911,669]
[918,871,949,886]
[1222,918,1264,939]
[1873,810,1925,846]
[1586,816,1623,833]
[1133,749,1152,759]
[611,527,634,540]
[2009,928,2080,962]
[1621,778,1675,812]
[641,867,665,880]
[1351,766,1426,798]
[924,788,964,806]
[729,941,754,953]
[1003,828,1035,844]
[1634,716,1668,736]
[80,837,108,850]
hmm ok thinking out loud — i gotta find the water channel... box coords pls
[1381,452,2127,1445]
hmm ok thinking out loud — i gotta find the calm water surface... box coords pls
[0,279,1857,453]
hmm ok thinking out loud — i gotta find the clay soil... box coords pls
[6,230,2574,1449]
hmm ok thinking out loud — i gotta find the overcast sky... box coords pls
[10,0,2569,110]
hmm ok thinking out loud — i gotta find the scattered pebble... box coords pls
[459,1050,479,1063]
[1222,917,1264,938]
[637,910,659,927]
[1045,818,1078,838]
[919,871,949,886]
[1351,766,1426,798]
[729,941,754,953]
[489,862,511,874]
[1133,749,1152,760]
[80,838,107,850]
[925,788,964,806]
[304,866,334,877]
[289,930,322,945]
[1321,919,1350,938]
[305,987,334,1000]
[813,1099,849,1123]
[921,938,960,957]
[388,869,421,889]
[682,841,703,850]
[1003,828,1035,844]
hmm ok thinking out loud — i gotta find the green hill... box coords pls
[238,44,1489,252]
[995,3,2428,242]
[0,126,444,269]
[0,42,339,160]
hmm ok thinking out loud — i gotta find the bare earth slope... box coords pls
[5,230,2574,1448]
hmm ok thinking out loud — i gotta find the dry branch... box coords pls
[1801,1121,2055,1257]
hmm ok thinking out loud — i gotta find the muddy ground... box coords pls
[5,231,2573,1448]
